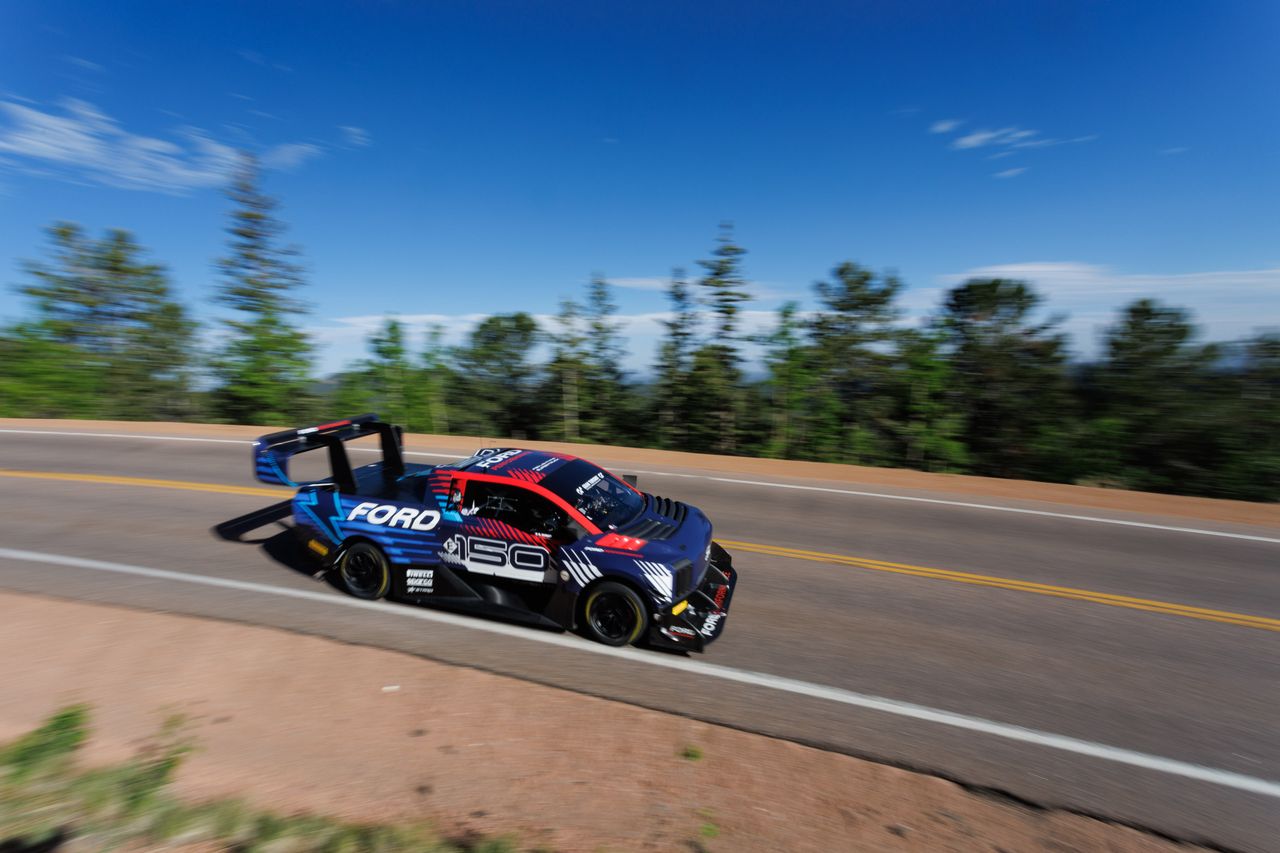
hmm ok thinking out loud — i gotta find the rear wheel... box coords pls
[582,582,648,647]
[336,541,390,600]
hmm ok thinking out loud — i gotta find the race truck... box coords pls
[252,415,737,650]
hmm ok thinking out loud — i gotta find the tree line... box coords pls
[2,156,1275,501]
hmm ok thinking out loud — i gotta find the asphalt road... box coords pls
[1,427,1277,851]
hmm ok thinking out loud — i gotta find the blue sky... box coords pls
[1,1,1277,374]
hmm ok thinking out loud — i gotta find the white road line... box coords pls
[0,428,248,445]
[2,546,1278,800]
[700,477,1280,545]
[2,428,1276,544]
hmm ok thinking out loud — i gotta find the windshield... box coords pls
[540,459,644,530]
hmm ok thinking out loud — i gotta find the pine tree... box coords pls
[938,278,1073,479]
[453,313,541,437]
[369,317,412,427]
[692,224,750,453]
[808,262,902,464]
[211,154,313,424]
[582,275,626,442]
[757,302,809,458]
[547,298,588,441]
[654,269,697,448]
[20,222,194,419]
[1088,299,1219,493]
[893,329,967,472]
[419,324,452,435]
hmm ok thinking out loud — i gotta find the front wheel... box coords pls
[336,541,390,600]
[582,582,648,647]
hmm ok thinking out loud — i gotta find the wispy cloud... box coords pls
[952,126,1035,149]
[0,97,325,193]
[238,49,294,73]
[1160,146,1189,155]
[61,55,103,73]
[932,121,1097,157]
[994,166,1027,179]
[339,125,371,147]
[260,142,322,170]
[610,277,668,291]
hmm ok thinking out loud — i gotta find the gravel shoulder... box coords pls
[0,591,1204,853]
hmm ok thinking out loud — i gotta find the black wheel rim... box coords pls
[343,548,384,596]
[589,592,637,642]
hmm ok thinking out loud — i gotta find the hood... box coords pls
[608,493,714,599]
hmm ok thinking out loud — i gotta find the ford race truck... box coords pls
[252,415,737,650]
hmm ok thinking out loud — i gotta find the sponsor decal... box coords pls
[472,449,521,469]
[636,560,674,601]
[559,549,602,587]
[531,457,559,473]
[712,584,728,608]
[668,626,697,639]
[405,567,434,594]
[700,611,725,637]
[439,534,550,582]
[576,472,604,494]
[346,502,441,531]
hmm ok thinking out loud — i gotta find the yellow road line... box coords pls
[1,469,1274,633]
[0,469,283,499]
[721,539,1280,633]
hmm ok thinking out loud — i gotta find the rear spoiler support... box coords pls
[254,414,404,492]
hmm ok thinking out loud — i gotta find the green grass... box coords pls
[0,705,517,852]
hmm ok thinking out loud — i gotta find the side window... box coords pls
[459,481,522,521]
[458,481,572,538]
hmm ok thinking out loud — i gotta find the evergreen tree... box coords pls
[1088,299,1220,493]
[938,278,1074,480]
[808,262,902,464]
[757,302,810,458]
[367,318,413,427]
[691,224,750,453]
[892,329,968,472]
[581,275,627,442]
[1220,333,1280,500]
[452,313,541,437]
[0,324,103,418]
[654,269,697,448]
[419,324,452,435]
[19,222,194,419]
[546,298,588,441]
[210,154,313,424]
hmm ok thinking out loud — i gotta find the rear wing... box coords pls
[253,414,404,492]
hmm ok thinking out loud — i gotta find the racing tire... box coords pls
[582,581,648,647]
[336,541,391,600]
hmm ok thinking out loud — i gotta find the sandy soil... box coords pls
[2,418,1274,528]
[0,591,1201,852]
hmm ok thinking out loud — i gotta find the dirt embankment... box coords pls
[2,418,1276,528]
[0,591,1203,853]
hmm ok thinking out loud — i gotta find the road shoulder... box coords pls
[0,590,1202,852]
